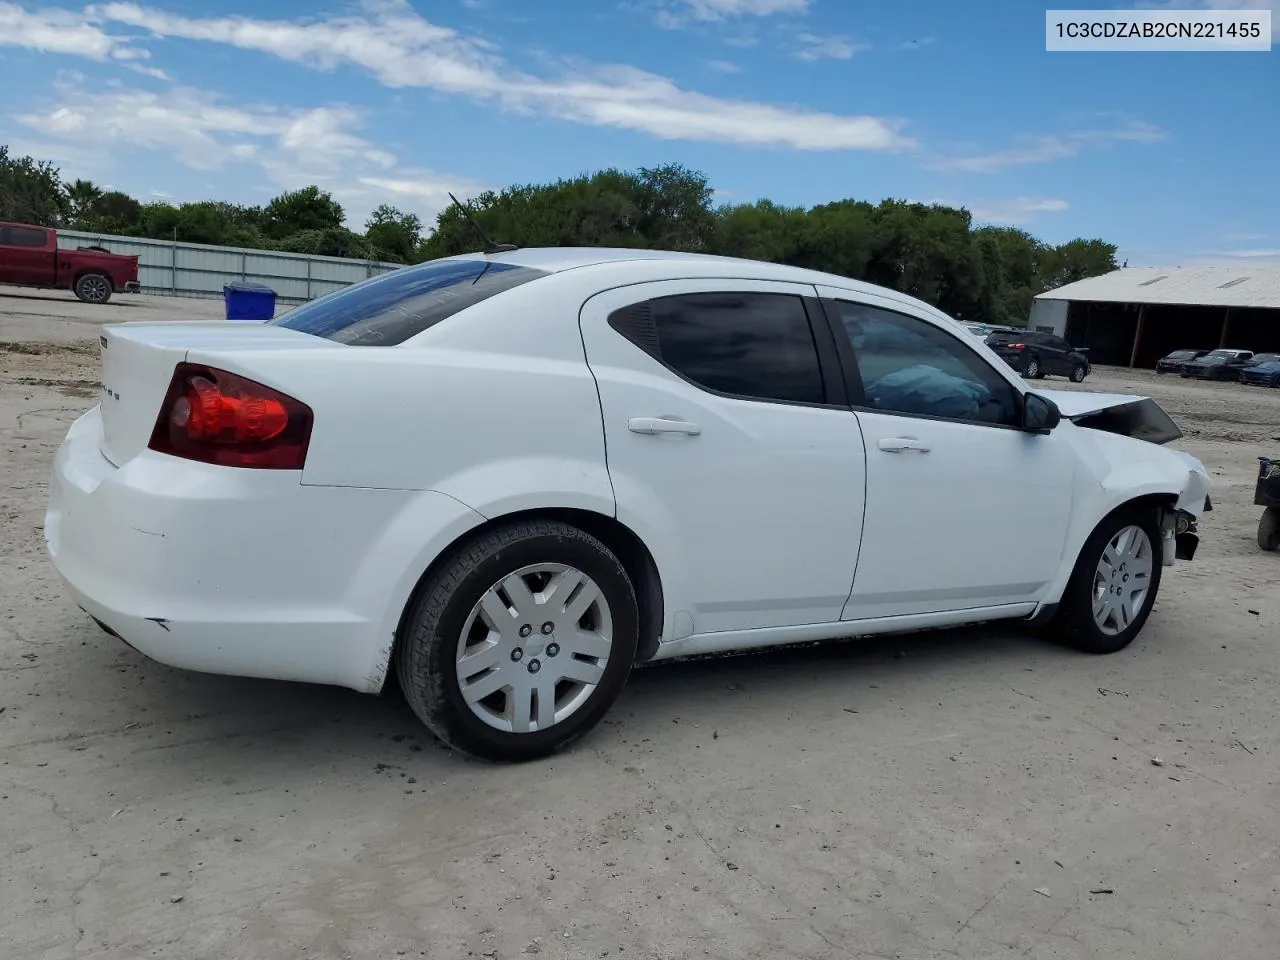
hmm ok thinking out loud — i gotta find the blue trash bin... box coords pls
[223,281,278,322]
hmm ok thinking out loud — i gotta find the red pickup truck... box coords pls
[0,222,140,304]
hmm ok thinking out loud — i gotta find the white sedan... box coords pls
[45,248,1211,761]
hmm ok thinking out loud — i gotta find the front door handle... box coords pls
[878,437,930,454]
[628,417,702,436]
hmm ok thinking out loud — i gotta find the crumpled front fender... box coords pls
[1063,423,1212,521]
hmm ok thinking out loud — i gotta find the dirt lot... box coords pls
[2,290,1278,960]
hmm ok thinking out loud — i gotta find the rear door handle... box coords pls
[878,437,930,454]
[628,417,702,436]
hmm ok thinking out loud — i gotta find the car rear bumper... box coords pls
[992,350,1029,373]
[44,407,481,692]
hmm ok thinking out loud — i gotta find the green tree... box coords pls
[861,201,987,321]
[83,191,144,234]
[0,145,67,225]
[137,202,182,240]
[365,204,422,263]
[1042,238,1118,289]
[973,226,1048,327]
[420,164,718,258]
[714,199,810,265]
[262,186,345,239]
[274,227,372,260]
[64,178,104,227]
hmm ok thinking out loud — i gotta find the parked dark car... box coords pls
[1239,353,1280,388]
[985,330,1091,381]
[1155,348,1210,374]
[1180,349,1255,380]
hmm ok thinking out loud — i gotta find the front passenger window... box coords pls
[828,301,1020,426]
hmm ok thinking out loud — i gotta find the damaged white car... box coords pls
[45,249,1211,761]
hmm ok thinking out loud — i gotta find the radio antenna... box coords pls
[447,192,519,255]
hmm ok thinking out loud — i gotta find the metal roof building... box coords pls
[1029,265,1280,368]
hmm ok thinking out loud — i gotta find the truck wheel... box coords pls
[74,273,113,304]
[395,519,639,762]
[1051,506,1163,655]
[1259,508,1280,552]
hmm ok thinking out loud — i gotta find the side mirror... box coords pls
[1022,393,1061,434]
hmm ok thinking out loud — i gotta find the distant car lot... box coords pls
[3,288,1279,960]
[1156,348,1280,387]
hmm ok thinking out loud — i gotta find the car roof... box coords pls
[437,246,954,321]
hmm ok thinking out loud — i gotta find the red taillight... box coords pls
[148,363,312,469]
[1008,342,1026,350]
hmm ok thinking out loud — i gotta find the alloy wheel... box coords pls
[81,275,109,303]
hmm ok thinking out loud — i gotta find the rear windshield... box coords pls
[986,332,1025,344]
[1167,350,1197,359]
[269,259,547,346]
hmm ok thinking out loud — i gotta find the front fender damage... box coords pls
[1050,389,1212,565]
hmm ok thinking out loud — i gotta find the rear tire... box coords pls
[1051,506,1163,654]
[1025,357,1042,379]
[74,272,112,304]
[395,519,639,762]
[1259,508,1280,552]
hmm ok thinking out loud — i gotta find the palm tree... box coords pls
[65,179,103,226]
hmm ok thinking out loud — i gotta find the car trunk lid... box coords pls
[98,321,338,466]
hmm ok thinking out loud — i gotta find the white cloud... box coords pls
[794,33,865,61]
[672,0,809,19]
[83,0,910,152]
[706,59,742,73]
[0,1,146,60]
[11,80,486,226]
[961,197,1071,225]
[932,120,1166,172]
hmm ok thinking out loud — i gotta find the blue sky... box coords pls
[1,0,1276,264]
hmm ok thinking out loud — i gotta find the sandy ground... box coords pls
[2,289,1278,960]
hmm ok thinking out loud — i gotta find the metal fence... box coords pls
[57,229,404,306]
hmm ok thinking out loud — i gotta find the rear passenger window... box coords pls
[0,226,46,247]
[609,293,825,405]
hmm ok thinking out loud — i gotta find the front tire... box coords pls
[1051,507,1163,654]
[395,519,639,762]
[74,272,112,304]
[1069,364,1087,383]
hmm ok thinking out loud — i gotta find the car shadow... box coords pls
[63,618,1072,779]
